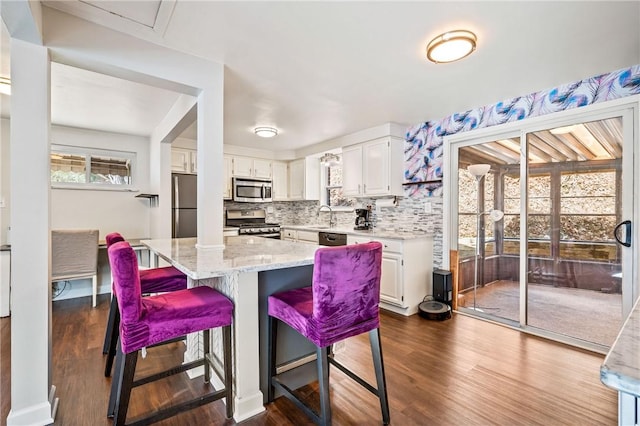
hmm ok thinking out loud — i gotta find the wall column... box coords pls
[7,39,54,425]
[196,66,224,248]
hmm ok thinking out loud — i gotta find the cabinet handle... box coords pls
[358,184,361,193]
[183,161,187,171]
[250,168,253,176]
[363,184,366,193]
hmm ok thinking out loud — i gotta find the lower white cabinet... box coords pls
[347,235,433,316]
[281,228,318,244]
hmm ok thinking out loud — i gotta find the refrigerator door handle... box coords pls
[174,176,180,210]
[174,209,180,237]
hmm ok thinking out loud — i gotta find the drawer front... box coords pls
[297,230,319,243]
[347,236,402,253]
[375,238,402,253]
[282,229,297,240]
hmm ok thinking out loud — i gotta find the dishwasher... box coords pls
[318,231,347,246]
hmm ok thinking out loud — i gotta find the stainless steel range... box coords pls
[225,209,281,239]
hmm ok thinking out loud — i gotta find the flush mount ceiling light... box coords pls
[254,126,278,138]
[0,76,11,96]
[426,30,477,64]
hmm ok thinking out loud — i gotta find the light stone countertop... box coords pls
[281,224,432,240]
[601,297,640,397]
[141,236,318,280]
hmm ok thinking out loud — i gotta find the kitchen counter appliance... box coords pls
[354,208,372,230]
[225,209,280,238]
[232,177,273,203]
[318,231,347,246]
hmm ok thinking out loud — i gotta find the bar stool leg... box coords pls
[103,295,119,354]
[267,315,278,403]
[104,308,121,377]
[317,346,331,426]
[114,351,138,426]
[107,337,123,418]
[223,324,233,419]
[369,328,390,425]
[203,329,211,384]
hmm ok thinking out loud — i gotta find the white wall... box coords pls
[0,118,10,245]
[50,125,151,238]
[0,122,153,299]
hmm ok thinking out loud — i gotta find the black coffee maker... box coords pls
[354,208,372,230]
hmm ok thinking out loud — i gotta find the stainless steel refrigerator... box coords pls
[172,173,197,238]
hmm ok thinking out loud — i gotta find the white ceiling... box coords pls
[2,1,639,153]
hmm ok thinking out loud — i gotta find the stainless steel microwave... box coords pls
[232,177,273,203]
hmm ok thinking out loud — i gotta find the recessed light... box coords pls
[426,30,477,64]
[254,127,278,138]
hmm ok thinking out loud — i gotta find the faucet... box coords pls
[318,204,337,228]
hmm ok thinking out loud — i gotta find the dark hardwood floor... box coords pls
[1,294,617,425]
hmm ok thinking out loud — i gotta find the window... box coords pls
[321,154,355,208]
[51,145,135,189]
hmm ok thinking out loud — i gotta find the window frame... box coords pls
[51,144,137,191]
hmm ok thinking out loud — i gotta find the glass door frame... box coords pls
[443,96,640,350]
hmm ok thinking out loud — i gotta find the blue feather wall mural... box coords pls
[404,64,640,198]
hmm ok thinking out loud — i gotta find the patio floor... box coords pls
[459,280,623,347]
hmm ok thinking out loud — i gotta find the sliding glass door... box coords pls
[448,102,637,351]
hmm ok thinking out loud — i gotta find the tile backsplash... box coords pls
[224,195,444,267]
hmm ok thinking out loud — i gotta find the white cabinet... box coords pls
[280,228,318,244]
[232,156,272,179]
[223,155,232,199]
[342,137,404,197]
[347,235,433,316]
[342,145,363,196]
[272,161,289,201]
[171,148,197,174]
[289,157,320,201]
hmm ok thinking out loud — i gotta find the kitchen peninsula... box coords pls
[141,236,319,422]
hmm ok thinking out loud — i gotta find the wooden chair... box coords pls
[51,229,99,307]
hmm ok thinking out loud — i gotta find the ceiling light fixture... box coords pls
[426,30,477,64]
[0,77,11,96]
[254,126,278,138]
[320,153,341,166]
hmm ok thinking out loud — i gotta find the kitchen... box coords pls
[1,2,639,425]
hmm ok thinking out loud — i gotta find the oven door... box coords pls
[233,178,273,202]
[258,233,280,239]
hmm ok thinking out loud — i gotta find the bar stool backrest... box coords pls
[311,241,383,338]
[108,241,143,328]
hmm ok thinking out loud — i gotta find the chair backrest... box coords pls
[51,229,99,281]
[108,241,143,324]
[312,241,382,329]
[105,232,125,247]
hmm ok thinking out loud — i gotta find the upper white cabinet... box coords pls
[171,148,197,174]
[289,157,320,201]
[272,161,289,201]
[223,155,232,199]
[342,137,404,197]
[232,156,272,179]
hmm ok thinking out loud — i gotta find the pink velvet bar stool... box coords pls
[267,241,390,425]
[102,232,187,377]
[107,241,234,424]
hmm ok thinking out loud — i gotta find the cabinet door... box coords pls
[363,139,390,195]
[171,148,191,173]
[189,151,197,174]
[380,252,403,306]
[272,161,288,200]
[233,156,254,177]
[289,160,304,200]
[223,155,232,199]
[342,145,363,196]
[253,159,272,179]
